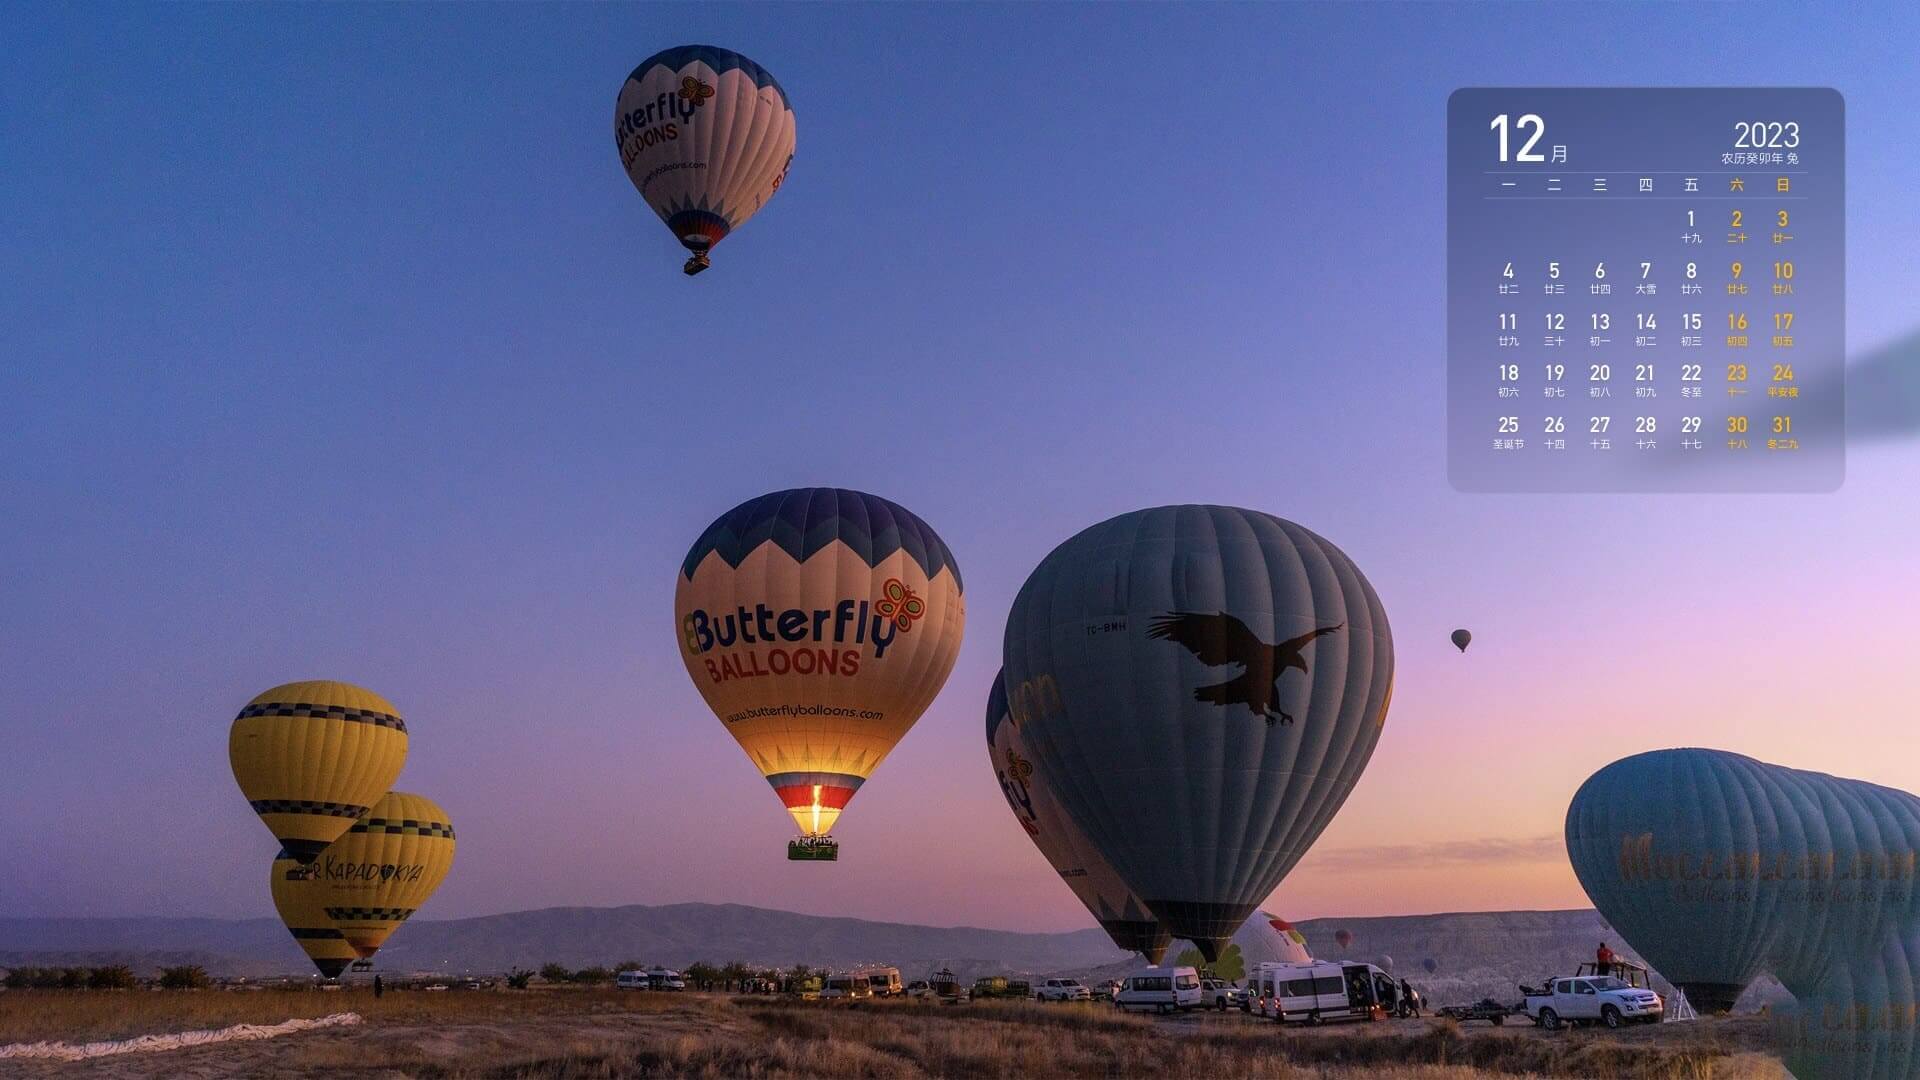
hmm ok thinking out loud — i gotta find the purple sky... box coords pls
[4,2,1918,930]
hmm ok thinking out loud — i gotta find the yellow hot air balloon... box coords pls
[675,489,965,858]
[270,848,356,980]
[309,791,455,959]
[229,681,409,863]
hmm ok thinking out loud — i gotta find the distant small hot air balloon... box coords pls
[270,849,355,980]
[676,488,965,858]
[1381,953,1395,973]
[1451,629,1472,653]
[1423,957,1438,975]
[1335,928,1354,950]
[616,45,795,275]
[229,681,408,864]
[308,792,455,961]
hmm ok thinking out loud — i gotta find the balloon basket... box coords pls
[350,960,374,973]
[788,836,838,862]
[683,252,711,276]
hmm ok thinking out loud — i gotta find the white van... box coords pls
[1249,961,1392,1024]
[1112,965,1203,1014]
[615,970,650,990]
[648,966,686,991]
[820,973,875,1000]
[854,965,903,996]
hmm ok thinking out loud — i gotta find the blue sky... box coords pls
[4,2,1918,927]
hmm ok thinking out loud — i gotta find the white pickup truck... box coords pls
[1522,974,1663,1029]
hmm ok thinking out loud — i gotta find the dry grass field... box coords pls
[0,990,1789,1079]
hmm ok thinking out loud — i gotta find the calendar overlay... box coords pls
[1447,88,1844,493]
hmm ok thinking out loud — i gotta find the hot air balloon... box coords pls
[1567,748,1920,1013]
[1002,505,1394,959]
[229,681,408,863]
[270,849,356,980]
[616,45,795,275]
[987,671,1171,963]
[1335,929,1355,951]
[677,488,964,860]
[1778,934,1920,1080]
[1450,629,1471,653]
[1423,957,1438,975]
[308,792,456,961]
[1234,912,1313,966]
[1381,953,1395,973]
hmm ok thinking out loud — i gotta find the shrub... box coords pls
[505,968,535,989]
[88,965,137,990]
[573,966,613,985]
[156,965,211,990]
[539,963,573,984]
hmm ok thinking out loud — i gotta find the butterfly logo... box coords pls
[679,77,715,107]
[875,579,926,631]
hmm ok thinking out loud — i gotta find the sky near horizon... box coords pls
[4,2,1919,931]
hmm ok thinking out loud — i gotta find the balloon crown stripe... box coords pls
[235,702,407,733]
[348,821,456,838]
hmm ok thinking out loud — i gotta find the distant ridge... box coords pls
[0,902,1126,980]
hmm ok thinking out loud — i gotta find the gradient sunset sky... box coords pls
[5,2,1918,931]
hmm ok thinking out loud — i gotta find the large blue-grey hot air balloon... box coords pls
[1002,505,1394,959]
[1567,748,1920,1013]
[987,671,1171,962]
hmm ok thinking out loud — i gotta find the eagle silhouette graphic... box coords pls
[1147,612,1343,726]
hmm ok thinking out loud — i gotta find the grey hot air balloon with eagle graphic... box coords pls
[1002,505,1395,960]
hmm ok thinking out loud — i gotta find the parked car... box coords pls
[972,975,1009,999]
[1248,961,1395,1024]
[905,979,933,999]
[615,970,650,990]
[1113,966,1203,1014]
[1521,975,1663,1029]
[1035,978,1093,1002]
[1093,979,1122,1002]
[1201,977,1245,1011]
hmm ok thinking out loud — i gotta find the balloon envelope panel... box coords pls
[309,792,455,959]
[987,670,1170,962]
[1002,505,1394,957]
[615,44,795,257]
[677,488,964,837]
[270,850,356,979]
[1777,933,1920,1080]
[1567,748,1920,1011]
[1233,911,1314,965]
[229,681,408,863]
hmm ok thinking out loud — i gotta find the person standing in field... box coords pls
[1595,943,1615,977]
[374,974,384,998]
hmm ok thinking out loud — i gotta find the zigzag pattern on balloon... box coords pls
[1566,748,1920,1078]
[679,488,962,589]
[624,45,791,109]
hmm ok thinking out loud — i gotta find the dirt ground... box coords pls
[0,991,1788,1079]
